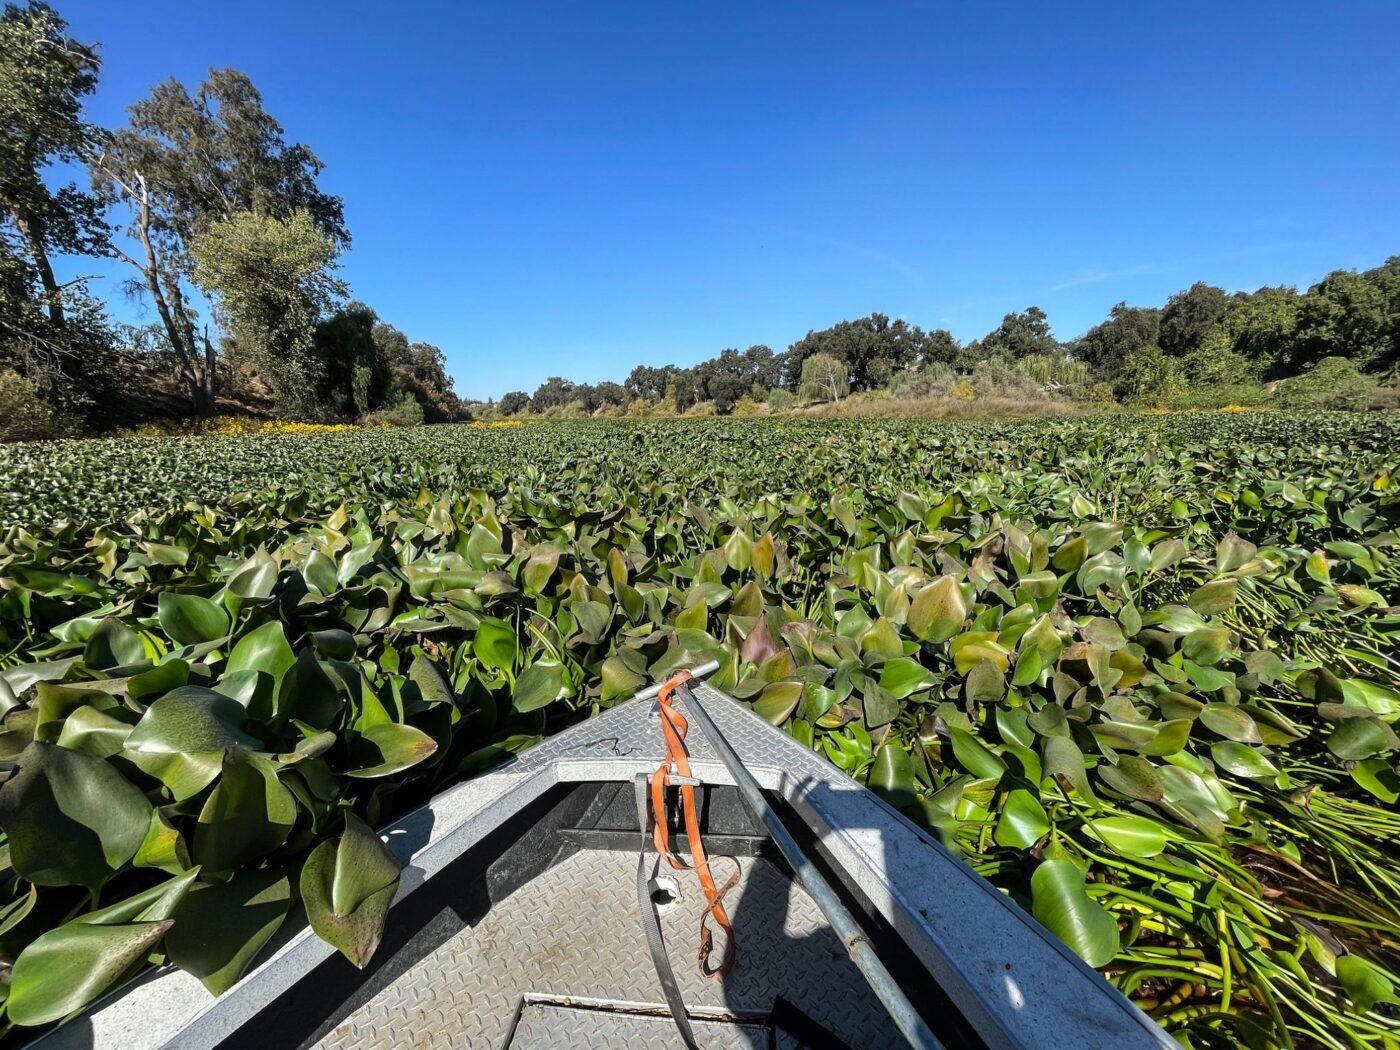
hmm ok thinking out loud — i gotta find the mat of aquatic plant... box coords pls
[0,415,1396,1047]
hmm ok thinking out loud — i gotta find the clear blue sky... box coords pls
[52,0,1400,400]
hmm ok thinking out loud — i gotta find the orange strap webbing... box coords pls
[649,671,739,978]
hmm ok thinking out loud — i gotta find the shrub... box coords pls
[971,359,1051,402]
[1118,346,1187,406]
[1086,381,1117,404]
[1017,354,1088,392]
[767,388,797,411]
[1165,383,1271,411]
[0,370,80,442]
[888,363,955,400]
[1275,357,1377,411]
[361,395,425,428]
[731,394,764,416]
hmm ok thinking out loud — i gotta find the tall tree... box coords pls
[1290,260,1398,374]
[1070,304,1160,386]
[1158,282,1230,358]
[92,68,347,414]
[977,306,1059,360]
[190,209,344,416]
[312,301,388,418]
[0,1,112,407]
[783,313,941,390]
[798,352,849,403]
[698,348,750,413]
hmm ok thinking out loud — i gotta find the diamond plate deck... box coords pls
[506,1003,769,1050]
[312,850,899,1049]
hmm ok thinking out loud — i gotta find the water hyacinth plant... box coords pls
[0,414,1395,1046]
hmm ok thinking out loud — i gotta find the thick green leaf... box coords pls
[166,869,291,994]
[301,813,401,967]
[907,575,966,643]
[0,742,151,892]
[1327,718,1390,760]
[346,721,439,777]
[7,920,172,1027]
[513,660,566,713]
[753,681,803,725]
[994,787,1049,848]
[194,751,298,873]
[868,744,918,808]
[1086,815,1167,858]
[1336,954,1398,1014]
[1031,860,1120,967]
[84,618,146,671]
[224,620,296,686]
[126,686,262,754]
[158,593,230,645]
[473,617,517,672]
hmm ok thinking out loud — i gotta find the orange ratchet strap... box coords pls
[649,671,739,978]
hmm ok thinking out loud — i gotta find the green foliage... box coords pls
[1068,304,1160,387]
[1159,282,1230,358]
[1276,356,1378,411]
[0,1,114,417]
[191,210,345,417]
[766,387,796,411]
[0,368,79,441]
[784,313,958,391]
[0,414,1397,1044]
[360,393,425,428]
[797,351,849,403]
[1117,345,1187,405]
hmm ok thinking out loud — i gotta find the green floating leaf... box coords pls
[346,721,439,778]
[513,660,566,713]
[158,592,230,646]
[0,742,152,892]
[907,575,966,643]
[225,620,296,686]
[994,787,1049,848]
[1327,718,1390,761]
[473,617,518,673]
[868,744,917,808]
[1086,815,1167,858]
[1188,578,1237,616]
[754,680,803,725]
[85,617,146,671]
[1335,954,1399,1014]
[949,726,1006,780]
[301,812,401,968]
[1031,859,1120,967]
[7,920,172,1027]
[1350,758,1400,804]
[600,656,645,702]
[126,686,263,755]
[878,657,929,701]
[194,751,298,873]
[166,869,292,995]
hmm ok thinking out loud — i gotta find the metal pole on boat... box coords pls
[679,681,946,1050]
[627,658,722,704]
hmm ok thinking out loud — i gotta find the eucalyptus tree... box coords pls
[0,1,112,406]
[92,68,347,414]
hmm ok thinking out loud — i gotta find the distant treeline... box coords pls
[494,259,1400,418]
[3,2,1396,443]
[1,2,466,440]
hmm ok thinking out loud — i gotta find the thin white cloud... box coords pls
[1048,263,1161,292]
